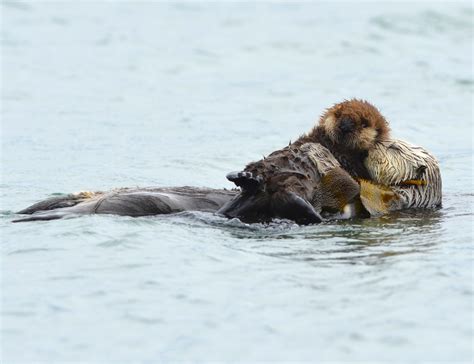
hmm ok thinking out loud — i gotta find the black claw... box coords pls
[416,165,427,177]
[226,171,262,192]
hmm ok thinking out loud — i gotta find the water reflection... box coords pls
[139,207,445,266]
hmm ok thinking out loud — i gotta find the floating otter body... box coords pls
[14,187,237,222]
[218,142,363,224]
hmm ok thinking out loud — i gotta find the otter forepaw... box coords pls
[226,171,262,192]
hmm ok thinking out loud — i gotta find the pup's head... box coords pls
[319,99,390,151]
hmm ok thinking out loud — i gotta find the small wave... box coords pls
[2,1,32,11]
[165,211,304,237]
[370,9,472,37]
[454,78,474,91]
[8,247,64,255]
[49,275,85,281]
[2,310,35,317]
[124,313,164,325]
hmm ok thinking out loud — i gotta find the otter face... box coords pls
[320,99,390,151]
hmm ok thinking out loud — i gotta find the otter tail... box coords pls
[16,192,98,215]
[12,211,70,223]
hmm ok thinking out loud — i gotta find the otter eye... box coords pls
[361,119,369,128]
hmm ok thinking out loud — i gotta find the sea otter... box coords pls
[14,187,237,222]
[307,99,441,214]
[218,142,364,224]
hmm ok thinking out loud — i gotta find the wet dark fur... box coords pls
[295,99,390,179]
[14,187,237,222]
[294,129,370,178]
[218,145,360,224]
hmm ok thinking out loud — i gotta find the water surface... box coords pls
[1,2,473,362]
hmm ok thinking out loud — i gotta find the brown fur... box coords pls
[220,99,391,223]
[317,167,361,212]
[295,99,391,178]
[219,143,362,224]
[316,99,390,150]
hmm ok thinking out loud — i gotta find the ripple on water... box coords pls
[136,208,445,267]
[370,9,473,37]
[2,1,33,11]
[7,247,65,255]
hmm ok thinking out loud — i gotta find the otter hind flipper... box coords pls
[272,192,322,225]
[217,193,269,223]
[226,171,263,193]
[218,191,322,225]
[16,191,99,215]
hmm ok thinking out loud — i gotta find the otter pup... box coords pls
[294,99,391,179]
[218,142,363,224]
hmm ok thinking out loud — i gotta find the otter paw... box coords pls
[226,171,262,192]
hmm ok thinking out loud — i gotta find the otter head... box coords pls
[319,99,390,151]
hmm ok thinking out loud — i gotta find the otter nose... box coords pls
[339,117,354,133]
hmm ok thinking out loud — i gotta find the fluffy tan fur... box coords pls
[318,99,390,151]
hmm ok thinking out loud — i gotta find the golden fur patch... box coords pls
[358,179,402,215]
[74,191,96,199]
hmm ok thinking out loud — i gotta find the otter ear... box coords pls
[333,108,342,118]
